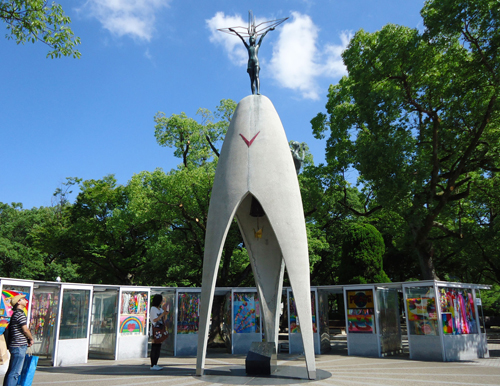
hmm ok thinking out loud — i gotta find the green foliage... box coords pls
[338,223,390,284]
[154,99,236,168]
[1,0,81,58]
[313,0,500,280]
[0,202,79,281]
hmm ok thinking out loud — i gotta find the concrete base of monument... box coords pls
[200,365,330,385]
[246,342,277,375]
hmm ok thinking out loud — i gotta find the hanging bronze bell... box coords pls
[249,196,265,217]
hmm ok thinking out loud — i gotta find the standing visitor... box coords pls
[3,294,34,386]
[149,294,168,370]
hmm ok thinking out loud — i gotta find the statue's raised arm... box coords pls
[229,28,249,49]
[219,12,287,95]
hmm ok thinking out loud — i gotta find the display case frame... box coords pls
[343,285,380,357]
[230,288,262,354]
[115,286,150,360]
[53,283,93,366]
[403,281,488,361]
[174,288,201,356]
[30,282,60,362]
[150,287,176,356]
[287,288,321,354]
[89,286,119,360]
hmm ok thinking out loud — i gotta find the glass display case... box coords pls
[53,284,93,366]
[175,289,200,356]
[115,287,149,360]
[439,287,478,335]
[318,290,331,353]
[30,285,59,359]
[377,288,402,356]
[406,286,438,336]
[403,281,487,361]
[59,289,90,340]
[230,290,262,354]
[119,291,148,336]
[0,280,33,335]
[344,286,380,357]
[150,288,175,356]
[89,288,118,359]
[288,289,323,354]
[346,289,375,334]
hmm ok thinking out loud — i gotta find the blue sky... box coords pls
[0,0,425,209]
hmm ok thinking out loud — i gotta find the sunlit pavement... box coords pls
[30,343,500,386]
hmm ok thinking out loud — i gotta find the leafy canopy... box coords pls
[1,0,81,58]
[312,0,500,279]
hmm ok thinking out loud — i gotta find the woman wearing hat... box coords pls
[3,294,34,386]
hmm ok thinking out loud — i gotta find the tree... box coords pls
[338,223,390,284]
[312,0,500,279]
[0,202,79,281]
[1,0,81,58]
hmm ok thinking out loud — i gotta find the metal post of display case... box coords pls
[474,288,489,358]
[53,283,93,366]
[434,282,446,361]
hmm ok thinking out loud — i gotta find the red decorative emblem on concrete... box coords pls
[240,131,260,147]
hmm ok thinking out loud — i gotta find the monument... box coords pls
[196,12,316,380]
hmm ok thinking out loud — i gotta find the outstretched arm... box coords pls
[229,28,249,49]
[257,27,274,46]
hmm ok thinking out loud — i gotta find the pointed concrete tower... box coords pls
[195,95,316,380]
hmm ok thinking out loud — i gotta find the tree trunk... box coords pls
[410,223,439,280]
[207,295,225,346]
[415,241,439,280]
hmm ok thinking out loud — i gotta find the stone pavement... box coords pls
[29,345,500,386]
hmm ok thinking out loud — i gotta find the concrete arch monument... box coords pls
[195,95,316,379]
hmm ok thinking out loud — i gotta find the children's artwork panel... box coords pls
[177,292,200,334]
[0,287,31,334]
[233,292,260,334]
[120,292,148,316]
[405,286,438,336]
[347,290,374,309]
[30,289,59,356]
[119,314,146,335]
[289,291,317,334]
[439,287,478,335]
[346,290,375,334]
[347,308,374,333]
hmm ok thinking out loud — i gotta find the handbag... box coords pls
[0,334,8,365]
[152,323,168,344]
[18,347,39,386]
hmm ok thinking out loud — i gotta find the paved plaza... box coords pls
[28,342,500,386]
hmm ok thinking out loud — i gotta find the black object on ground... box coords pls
[245,342,277,375]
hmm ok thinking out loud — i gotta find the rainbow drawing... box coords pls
[119,315,145,334]
[1,289,30,317]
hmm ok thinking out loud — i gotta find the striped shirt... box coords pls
[9,309,28,348]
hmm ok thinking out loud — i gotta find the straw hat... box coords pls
[10,294,26,307]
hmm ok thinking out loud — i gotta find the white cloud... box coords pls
[269,12,352,100]
[85,0,170,41]
[206,12,249,66]
[206,11,352,100]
